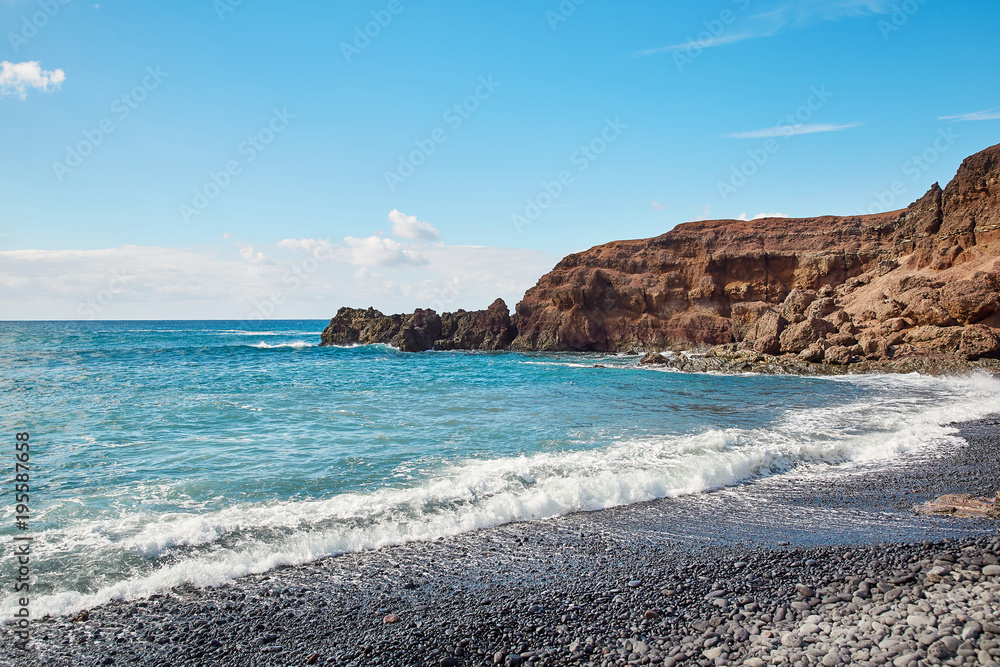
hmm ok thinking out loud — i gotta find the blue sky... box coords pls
[1,0,998,319]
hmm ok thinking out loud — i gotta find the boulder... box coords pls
[901,298,957,327]
[826,332,857,348]
[751,311,787,354]
[393,309,443,352]
[915,494,999,519]
[940,278,1000,324]
[780,289,817,319]
[798,346,824,363]
[959,324,1000,360]
[731,303,787,354]
[639,353,669,365]
[779,317,837,353]
[824,345,853,365]
[803,297,838,320]
[436,299,517,351]
[320,307,404,346]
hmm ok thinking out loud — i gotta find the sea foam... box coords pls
[5,372,999,620]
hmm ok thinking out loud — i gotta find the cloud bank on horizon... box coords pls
[0,210,556,320]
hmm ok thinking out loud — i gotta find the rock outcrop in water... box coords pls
[323,143,1000,369]
[321,298,516,352]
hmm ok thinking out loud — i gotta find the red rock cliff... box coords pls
[511,143,1000,363]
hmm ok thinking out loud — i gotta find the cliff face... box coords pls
[322,143,1000,366]
[509,143,1000,363]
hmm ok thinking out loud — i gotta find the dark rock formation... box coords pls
[320,299,516,353]
[395,308,442,353]
[435,299,517,351]
[319,307,405,347]
[322,143,1000,371]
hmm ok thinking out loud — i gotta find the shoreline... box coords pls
[637,349,1000,377]
[5,419,999,667]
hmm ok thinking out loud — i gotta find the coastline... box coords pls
[636,349,1000,377]
[5,417,999,667]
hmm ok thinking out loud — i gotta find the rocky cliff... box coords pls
[323,142,1000,368]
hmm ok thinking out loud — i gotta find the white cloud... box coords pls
[650,200,669,211]
[639,0,894,56]
[0,241,557,320]
[276,238,333,255]
[787,0,895,23]
[414,244,557,310]
[0,61,65,99]
[236,242,273,265]
[939,110,1000,123]
[339,235,427,268]
[638,33,761,55]
[278,235,430,268]
[722,122,861,139]
[387,209,441,241]
[739,212,789,221]
[0,245,273,319]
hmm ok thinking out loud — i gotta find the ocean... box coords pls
[2,320,998,621]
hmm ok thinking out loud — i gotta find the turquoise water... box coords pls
[2,320,999,619]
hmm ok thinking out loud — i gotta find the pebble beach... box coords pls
[4,416,999,667]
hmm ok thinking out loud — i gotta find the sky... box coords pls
[1,0,998,320]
